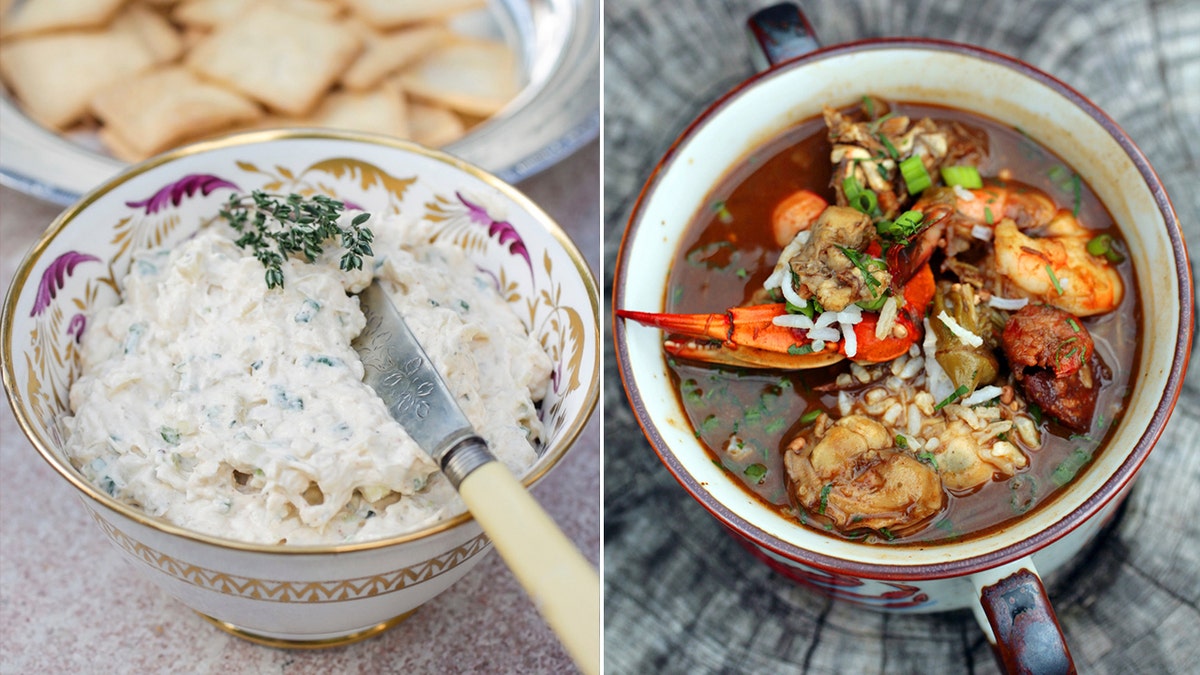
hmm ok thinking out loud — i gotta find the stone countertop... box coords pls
[603,1,1199,673]
[0,140,600,674]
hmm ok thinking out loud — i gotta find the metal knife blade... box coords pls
[353,282,495,487]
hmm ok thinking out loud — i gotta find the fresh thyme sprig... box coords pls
[218,191,374,289]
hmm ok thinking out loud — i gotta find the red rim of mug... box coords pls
[613,37,1194,582]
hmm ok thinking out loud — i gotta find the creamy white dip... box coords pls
[63,217,552,545]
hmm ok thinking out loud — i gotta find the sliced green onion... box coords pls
[940,165,983,189]
[934,384,970,411]
[984,207,995,225]
[877,209,925,241]
[879,527,896,541]
[861,95,875,118]
[843,175,863,201]
[850,188,878,215]
[1067,317,1081,332]
[894,434,909,449]
[899,156,932,194]
[788,343,815,356]
[1071,173,1082,217]
[799,409,822,425]
[1086,233,1126,263]
[1045,264,1064,295]
[819,483,832,514]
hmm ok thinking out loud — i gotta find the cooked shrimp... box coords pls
[992,212,1124,316]
[783,415,943,534]
[772,189,828,247]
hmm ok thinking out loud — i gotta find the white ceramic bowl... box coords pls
[1,130,600,646]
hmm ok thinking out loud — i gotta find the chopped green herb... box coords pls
[862,95,875,118]
[220,191,374,289]
[765,417,787,434]
[835,245,884,296]
[1067,317,1081,332]
[878,528,896,541]
[818,484,832,514]
[934,384,970,411]
[159,426,181,445]
[799,409,822,425]
[984,206,994,225]
[788,343,815,356]
[712,200,733,223]
[917,451,938,470]
[1045,264,1064,295]
[894,434,909,449]
[877,133,900,159]
[1028,402,1044,424]
[940,165,983,189]
[1052,448,1093,486]
[744,463,768,484]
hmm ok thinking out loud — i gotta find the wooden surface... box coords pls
[602,1,1199,673]
[0,140,600,674]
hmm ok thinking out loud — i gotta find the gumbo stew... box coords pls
[620,97,1139,544]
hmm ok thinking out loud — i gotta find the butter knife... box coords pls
[353,282,599,674]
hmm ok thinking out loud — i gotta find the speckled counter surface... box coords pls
[0,139,600,674]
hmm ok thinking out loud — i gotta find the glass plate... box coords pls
[0,0,598,205]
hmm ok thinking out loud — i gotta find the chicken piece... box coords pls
[786,206,891,311]
[784,415,943,534]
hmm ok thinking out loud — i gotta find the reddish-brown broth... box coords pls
[665,102,1140,544]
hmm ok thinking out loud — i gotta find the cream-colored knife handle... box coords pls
[457,461,600,675]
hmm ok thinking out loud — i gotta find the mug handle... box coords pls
[971,558,1077,674]
[746,2,821,71]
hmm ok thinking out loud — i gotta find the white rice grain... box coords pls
[988,296,1029,311]
[962,385,1003,406]
[936,310,984,348]
[875,296,899,340]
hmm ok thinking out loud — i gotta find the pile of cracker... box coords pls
[0,0,520,161]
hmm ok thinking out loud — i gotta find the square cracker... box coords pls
[398,38,518,117]
[185,3,360,116]
[0,30,158,129]
[91,66,263,159]
[406,100,465,148]
[341,24,447,91]
[112,4,186,62]
[342,0,484,28]
[1,0,128,38]
[306,82,408,137]
[172,0,341,29]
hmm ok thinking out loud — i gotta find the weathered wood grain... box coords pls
[602,0,1200,672]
